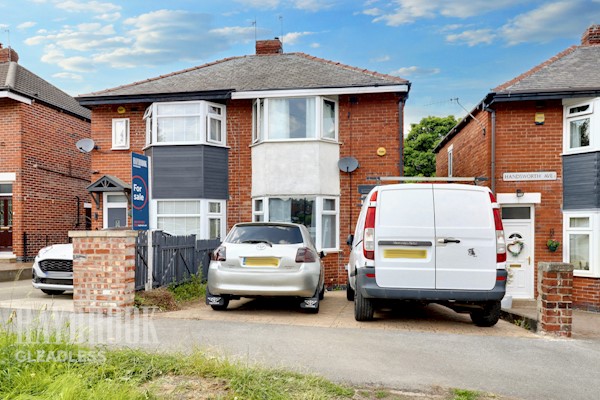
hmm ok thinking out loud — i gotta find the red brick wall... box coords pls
[436,100,599,308]
[0,98,91,258]
[88,103,149,229]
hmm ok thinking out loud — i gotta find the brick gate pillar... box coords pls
[69,230,137,315]
[537,262,574,337]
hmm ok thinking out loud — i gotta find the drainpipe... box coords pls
[398,96,406,176]
[488,108,497,193]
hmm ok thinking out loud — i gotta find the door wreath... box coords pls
[507,239,524,257]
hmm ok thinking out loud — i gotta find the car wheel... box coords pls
[470,301,501,327]
[210,297,229,311]
[41,289,65,296]
[346,278,355,301]
[354,288,374,321]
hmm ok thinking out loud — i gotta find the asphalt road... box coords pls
[2,281,599,400]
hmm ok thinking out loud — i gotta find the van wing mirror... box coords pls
[346,234,354,247]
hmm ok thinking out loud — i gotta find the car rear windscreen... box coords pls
[227,225,304,244]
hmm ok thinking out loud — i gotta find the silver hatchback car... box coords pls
[206,222,325,313]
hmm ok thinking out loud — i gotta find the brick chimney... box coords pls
[0,44,19,63]
[581,24,600,46]
[256,38,283,55]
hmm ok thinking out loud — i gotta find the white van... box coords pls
[346,183,508,326]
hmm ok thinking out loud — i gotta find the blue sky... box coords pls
[2,0,600,132]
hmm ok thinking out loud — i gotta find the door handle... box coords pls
[437,238,461,244]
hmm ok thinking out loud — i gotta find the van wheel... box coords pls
[470,301,501,327]
[354,289,374,321]
[41,289,65,295]
[346,279,355,301]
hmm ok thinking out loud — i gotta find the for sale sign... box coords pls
[131,153,149,230]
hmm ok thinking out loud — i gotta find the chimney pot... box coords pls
[0,45,19,63]
[256,38,283,55]
[581,24,600,46]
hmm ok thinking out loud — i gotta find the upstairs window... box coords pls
[112,118,130,150]
[564,100,596,153]
[253,96,338,143]
[144,101,226,146]
[447,145,454,177]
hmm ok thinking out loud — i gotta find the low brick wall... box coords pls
[537,262,574,337]
[69,230,137,315]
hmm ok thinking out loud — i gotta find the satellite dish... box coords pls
[338,157,359,173]
[76,138,97,153]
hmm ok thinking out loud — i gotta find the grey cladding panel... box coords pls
[563,152,600,210]
[203,146,229,199]
[152,145,228,200]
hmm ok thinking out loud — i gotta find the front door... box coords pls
[502,206,534,299]
[0,198,13,251]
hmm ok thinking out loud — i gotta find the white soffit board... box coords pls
[0,91,33,105]
[232,85,409,99]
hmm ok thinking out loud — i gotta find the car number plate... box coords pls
[383,249,427,259]
[243,257,280,267]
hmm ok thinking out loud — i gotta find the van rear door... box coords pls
[433,185,497,290]
[374,185,436,289]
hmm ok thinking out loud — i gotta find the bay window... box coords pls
[252,196,339,250]
[144,101,226,146]
[563,212,599,277]
[253,96,338,143]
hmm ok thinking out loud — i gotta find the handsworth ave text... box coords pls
[503,172,557,181]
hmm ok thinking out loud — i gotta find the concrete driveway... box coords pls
[0,279,74,312]
[162,290,536,338]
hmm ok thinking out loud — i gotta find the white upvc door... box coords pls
[502,206,535,299]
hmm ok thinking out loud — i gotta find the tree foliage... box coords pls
[404,115,458,177]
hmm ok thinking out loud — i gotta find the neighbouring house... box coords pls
[0,45,91,261]
[76,38,410,285]
[435,25,600,310]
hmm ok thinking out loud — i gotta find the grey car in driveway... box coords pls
[206,222,325,313]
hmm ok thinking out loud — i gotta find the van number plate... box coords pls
[383,249,427,259]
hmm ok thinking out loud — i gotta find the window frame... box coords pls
[563,99,597,154]
[252,195,340,251]
[112,118,130,150]
[146,100,227,147]
[154,198,226,239]
[103,192,129,229]
[252,96,339,143]
[563,211,599,277]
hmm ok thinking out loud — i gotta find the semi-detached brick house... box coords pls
[435,25,600,310]
[76,39,410,286]
[0,45,91,261]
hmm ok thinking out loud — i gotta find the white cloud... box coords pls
[310,42,320,48]
[371,55,391,62]
[362,8,382,16]
[94,12,121,22]
[210,26,262,43]
[281,31,316,45]
[446,29,495,46]
[17,21,37,30]
[368,0,523,26]
[292,0,334,11]
[500,1,600,45]
[234,0,279,8]
[52,72,83,81]
[55,0,121,13]
[390,65,441,77]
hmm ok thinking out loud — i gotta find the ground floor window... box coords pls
[563,212,599,277]
[252,196,339,251]
[103,192,128,228]
[155,199,225,239]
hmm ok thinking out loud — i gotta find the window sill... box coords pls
[143,142,230,150]
[573,271,600,279]
[561,148,600,157]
